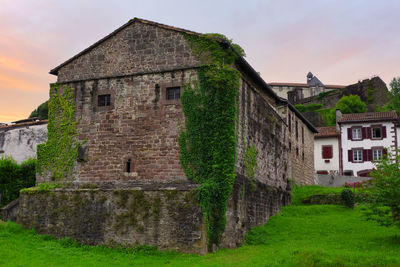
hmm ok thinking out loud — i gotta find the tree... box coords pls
[336,95,367,114]
[382,77,400,115]
[364,152,400,228]
[29,100,49,120]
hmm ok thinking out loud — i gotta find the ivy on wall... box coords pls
[37,84,83,181]
[179,33,243,248]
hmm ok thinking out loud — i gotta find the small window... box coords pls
[301,126,304,144]
[296,147,299,156]
[343,170,353,176]
[352,128,362,140]
[372,127,382,139]
[289,141,292,151]
[126,159,131,173]
[372,149,382,161]
[295,121,298,140]
[353,149,363,162]
[288,114,291,132]
[166,87,180,100]
[98,94,111,106]
[322,145,333,159]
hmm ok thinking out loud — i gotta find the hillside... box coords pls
[294,77,391,127]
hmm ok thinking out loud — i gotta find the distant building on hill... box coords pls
[269,72,345,103]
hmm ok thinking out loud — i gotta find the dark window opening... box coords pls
[166,87,180,100]
[126,159,131,173]
[98,94,111,106]
[295,121,298,140]
[302,151,304,161]
[372,127,382,139]
[296,147,299,156]
[288,114,291,132]
[301,126,304,144]
[343,170,353,176]
[289,141,292,151]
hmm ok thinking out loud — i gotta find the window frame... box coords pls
[322,145,333,159]
[352,149,363,163]
[352,127,362,140]
[166,86,181,100]
[371,125,383,140]
[372,147,383,161]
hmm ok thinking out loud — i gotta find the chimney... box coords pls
[336,109,342,131]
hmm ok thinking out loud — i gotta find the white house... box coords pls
[314,126,340,175]
[337,110,399,177]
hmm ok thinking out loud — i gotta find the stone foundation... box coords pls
[17,176,290,253]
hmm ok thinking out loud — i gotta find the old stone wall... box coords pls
[17,176,290,253]
[56,21,201,83]
[283,107,314,184]
[18,184,207,254]
[236,78,289,189]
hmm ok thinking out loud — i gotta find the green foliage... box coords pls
[364,151,400,228]
[316,108,336,126]
[382,77,400,115]
[341,188,355,209]
[291,185,349,205]
[0,156,36,207]
[336,94,367,114]
[294,103,323,113]
[20,182,62,194]
[29,100,49,120]
[37,84,83,182]
[179,33,242,248]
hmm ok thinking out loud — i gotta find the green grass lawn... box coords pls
[1,187,399,266]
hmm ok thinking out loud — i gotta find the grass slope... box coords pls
[1,187,399,266]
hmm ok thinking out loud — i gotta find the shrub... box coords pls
[341,189,355,209]
[0,156,36,207]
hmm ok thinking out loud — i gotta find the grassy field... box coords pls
[1,186,399,266]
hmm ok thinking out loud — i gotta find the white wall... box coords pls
[0,124,47,163]
[314,137,339,173]
[341,121,395,176]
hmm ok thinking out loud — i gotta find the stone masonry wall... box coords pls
[56,21,201,82]
[236,78,289,189]
[17,177,290,253]
[38,70,198,184]
[18,184,207,254]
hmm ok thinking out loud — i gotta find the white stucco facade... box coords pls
[314,137,340,173]
[0,123,47,163]
[340,121,396,176]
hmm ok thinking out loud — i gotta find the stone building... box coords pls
[277,101,318,184]
[17,18,293,253]
[0,118,47,163]
[269,72,345,103]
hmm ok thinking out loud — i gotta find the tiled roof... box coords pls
[0,120,48,131]
[315,126,339,138]
[337,111,398,123]
[268,82,345,89]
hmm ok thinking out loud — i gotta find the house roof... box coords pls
[337,111,399,124]
[0,120,48,131]
[49,18,202,75]
[268,82,345,89]
[315,126,339,138]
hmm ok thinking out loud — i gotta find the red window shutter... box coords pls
[362,149,367,162]
[382,126,387,138]
[348,128,352,140]
[367,149,372,161]
[383,148,388,155]
[366,127,371,139]
[362,127,366,140]
[348,150,353,162]
[322,146,333,159]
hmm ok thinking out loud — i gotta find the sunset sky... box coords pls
[1,0,399,122]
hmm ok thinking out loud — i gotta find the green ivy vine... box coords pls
[179,33,243,249]
[37,84,83,181]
